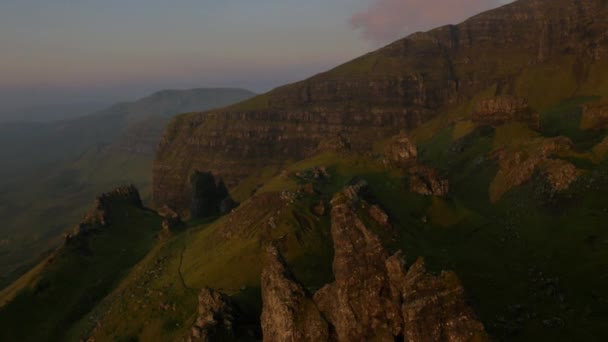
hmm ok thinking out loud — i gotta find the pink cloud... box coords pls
[350,0,509,44]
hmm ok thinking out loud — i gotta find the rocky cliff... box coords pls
[64,185,143,242]
[154,0,608,214]
[261,185,488,341]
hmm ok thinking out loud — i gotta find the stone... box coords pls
[188,287,235,341]
[472,96,539,128]
[490,137,580,202]
[408,165,450,196]
[261,246,329,342]
[384,133,418,169]
[369,204,390,226]
[310,185,488,341]
[581,103,608,130]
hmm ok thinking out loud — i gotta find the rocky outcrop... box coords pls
[389,255,489,342]
[580,103,608,130]
[65,185,142,242]
[190,171,235,218]
[314,192,402,340]
[472,96,539,128]
[154,0,608,214]
[384,133,418,168]
[260,185,488,341]
[369,204,390,226]
[382,133,449,196]
[408,165,450,196]
[490,136,582,202]
[188,288,235,341]
[261,246,329,342]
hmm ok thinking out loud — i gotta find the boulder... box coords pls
[384,133,418,168]
[408,165,450,196]
[188,288,235,342]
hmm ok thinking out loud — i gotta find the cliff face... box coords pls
[153,0,608,214]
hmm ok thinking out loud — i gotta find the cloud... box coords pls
[350,0,510,45]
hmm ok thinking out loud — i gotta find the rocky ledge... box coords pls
[384,133,450,196]
[472,96,539,129]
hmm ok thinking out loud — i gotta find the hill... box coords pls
[154,0,608,216]
[2,0,608,341]
[0,88,255,288]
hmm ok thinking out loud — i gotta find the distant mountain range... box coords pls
[0,88,255,287]
[0,102,110,124]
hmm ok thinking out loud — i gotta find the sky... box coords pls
[0,0,511,114]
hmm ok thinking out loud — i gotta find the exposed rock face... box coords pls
[369,204,390,226]
[543,159,583,192]
[384,133,418,168]
[581,103,608,129]
[391,256,489,342]
[261,246,329,342]
[189,287,235,342]
[472,96,539,128]
[260,185,488,341]
[490,136,581,202]
[314,193,402,341]
[190,171,234,218]
[408,165,450,196]
[65,185,142,242]
[154,0,608,214]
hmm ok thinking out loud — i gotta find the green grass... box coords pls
[0,149,153,289]
[540,96,604,149]
[0,199,162,342]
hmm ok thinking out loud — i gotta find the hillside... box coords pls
[0,88,255,288]
[2,0,608,341]
[154,0,608,216]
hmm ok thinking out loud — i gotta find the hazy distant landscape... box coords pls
[0,88,254,287]
[2,0,608,341]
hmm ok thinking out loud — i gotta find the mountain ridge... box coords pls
[153,0,608,215]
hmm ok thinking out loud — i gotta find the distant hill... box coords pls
[0,88,255,287]
[0,102,110,124]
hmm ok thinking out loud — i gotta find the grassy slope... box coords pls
[0,198,162,342]
[0,149,153,289]
[85,91,608,341]
[0,89,256,288]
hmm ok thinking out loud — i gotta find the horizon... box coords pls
[0,0,511,115]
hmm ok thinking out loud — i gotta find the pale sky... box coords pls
[0,0,511,112]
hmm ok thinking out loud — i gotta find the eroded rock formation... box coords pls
[581,103,608,129]
[65,185,142,242]
[188,288,235,342]
[472,96,539,128]
[490,136,582,202]
[261,185,489,341]
[384,133,418,168]
[408,165,450,196]
[261,246,329,342]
